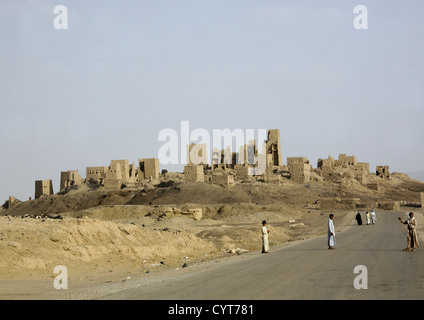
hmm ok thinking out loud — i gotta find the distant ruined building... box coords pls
[317,154,371,184]
[60,170,82,190]
[27,128,395,200]
[287,157,311,183]
[85,158,160,189]
[34,180,54,199]
[265,129,282,167]
[184,129,283,185]
[376,165,390,179]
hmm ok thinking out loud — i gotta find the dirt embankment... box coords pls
[0,204,357,282]
[1,172,423,283]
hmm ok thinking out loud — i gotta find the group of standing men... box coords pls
[332,210,419,252]
[355,210,376,226]
[262,210,420,253]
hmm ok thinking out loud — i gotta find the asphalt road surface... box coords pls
[103,211,424,300]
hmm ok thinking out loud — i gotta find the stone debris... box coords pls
[289,223,305,228]
[226,248,248,255]
[21,213,63,220]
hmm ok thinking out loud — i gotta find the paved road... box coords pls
[103,212,424,300]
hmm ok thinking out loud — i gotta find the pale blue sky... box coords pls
[1,0,423,201]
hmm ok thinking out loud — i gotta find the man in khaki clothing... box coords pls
[399,212,420,252]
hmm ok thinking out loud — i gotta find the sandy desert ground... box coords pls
[1,172,424,299]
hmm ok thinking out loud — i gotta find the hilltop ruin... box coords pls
[27,129,393,197]
[3,128,420,212]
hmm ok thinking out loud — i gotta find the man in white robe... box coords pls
[371,210,376,225]
[261,220,270,253]
[328,214,336,250]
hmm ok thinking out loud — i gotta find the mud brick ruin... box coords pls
[184,164,204,183]
[317,154,371,183]
[265,129,282,167]
[86,158,160,189]
[27,129,395,199]
[376,165,390,179]
[60,170,82,190]
[34,180,54,199]
[287,157,311,183]
[4,196,20,209]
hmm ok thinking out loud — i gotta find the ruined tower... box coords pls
[265,129,282,167]
[287,157,311,183]
[138,158,160,180]
[35,180,54,199]
[60,170,82,191]
[376,166,390,179]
